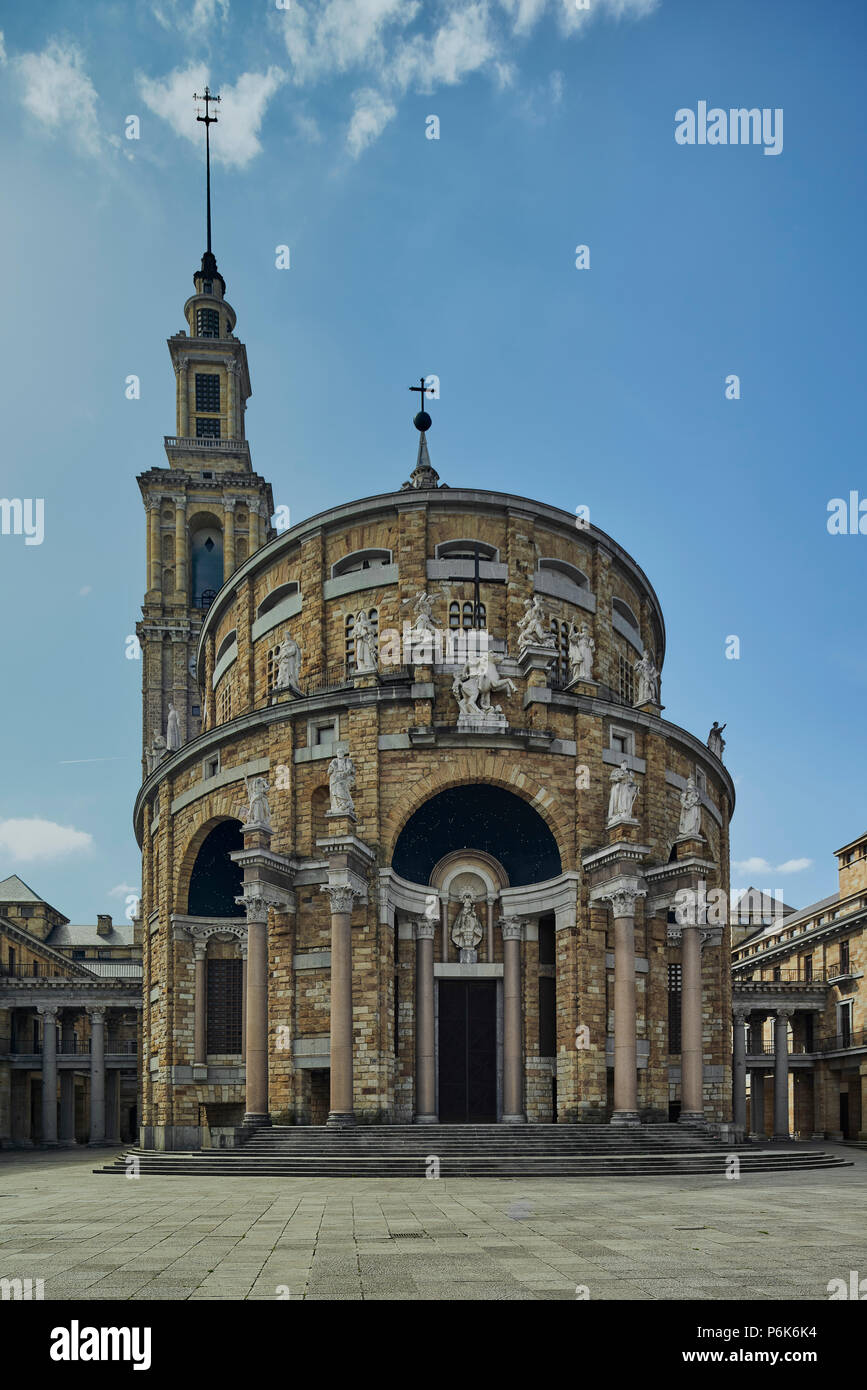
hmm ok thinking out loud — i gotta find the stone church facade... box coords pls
[135,242,735,1150]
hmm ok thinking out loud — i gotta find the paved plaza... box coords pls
[0,1144,865,1301]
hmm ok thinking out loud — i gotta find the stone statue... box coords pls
[354,611,378,673]
[607,759,639,823]
[241,775,271,829]
[517,596,555,653]
[402,590,437,635]
[679,776,702,838]
[708,721,726,759]
[451,651,516,726]
[327,751,356,815]
[568,621,595,682]
[451,891,483,955]
[166,703,181,751]
[148,732,167,775]
[634,650,659,705]
[275,631,301,691]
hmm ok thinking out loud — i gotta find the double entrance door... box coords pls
[438,979,497,1123]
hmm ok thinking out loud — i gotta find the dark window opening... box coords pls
[196,308,220,338]
[206,958,242,1053]
[188,821,243,917]
[668,963,682,1053]
[539,975,556,1056]
[196,417,221,439]
[195,373,220,412]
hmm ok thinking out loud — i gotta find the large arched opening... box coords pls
[392,784,562,887]
[187,819,243,917]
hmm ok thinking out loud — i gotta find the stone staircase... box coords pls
[95,1125,852,1178]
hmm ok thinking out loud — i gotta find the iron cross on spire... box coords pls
[193,86,221,254]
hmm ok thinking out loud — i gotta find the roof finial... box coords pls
[194,86,220,257]
[402,375,442,490]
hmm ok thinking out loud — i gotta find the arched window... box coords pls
[191,524,223,606]
[434,539,499,561]
[331,548,392,578]
[257,581,300,619]
[537,557,589,589]
[550,619,570,679]
[162,534,175,565]
[187,821,243,916]
[612,597,640,632]
[449,602,461,630]
[216,629,237,665]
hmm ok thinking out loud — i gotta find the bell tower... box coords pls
[136,88,274,776]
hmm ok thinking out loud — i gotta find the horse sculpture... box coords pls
[452,651,517,720]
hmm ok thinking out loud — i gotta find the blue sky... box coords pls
[0,0,864,923]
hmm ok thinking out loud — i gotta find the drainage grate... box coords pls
[389,1232,426,1239]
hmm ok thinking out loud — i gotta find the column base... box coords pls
[326,1111,356,1128]
[40,1139,59,1149]
[502,1113,526,1125]
[678,1111,707,1128]
[414,1114,439,1125]
[610,1111,641,1127]
[243,1113,272,1129]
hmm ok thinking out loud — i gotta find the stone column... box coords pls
[414,919,437,1124]
[179,356,190,436]
[223,498,236,581]
[105,1070,121,1145]
[773,1008,792,1140]
[242,894,270,1127]
[37,1006,59,1147]
[146,497,162,592]
[87,1006,106,1145]
[240,941,248,1062]
[440,895,450,964]
[225,358,240,437]
[173,494,188,604]
[603,887,644,1125]
[750,1068,765,1138]
[732,1008,748,1134]
[194,941,207,1066]
[59,1014,76,1145]
[679,917,705,1125]
[500,917,526,1124]
[322,884,360,1126]
[486,897,495,964]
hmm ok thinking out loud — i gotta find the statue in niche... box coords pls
[517,596,555,653]
[707,721,726,759]
[634,649,659,705]
[451,891,483,956]
[568,621,595,682]
[275,631,301,691]
[327,751,356,816]
[166,703,181,751]
[354,611,378,673]
[240,774,271,829]
[679,776,702,838]
[607,759,639,823]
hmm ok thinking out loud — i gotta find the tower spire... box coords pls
[402,375,441,490]
[193,86,221,280]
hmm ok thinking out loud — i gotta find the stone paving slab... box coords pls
[0,1144,865,1300]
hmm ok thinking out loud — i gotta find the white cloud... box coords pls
[137,64,285,168]
[281,0,653,157]
[153,0,230,37]
[0,817,94,863]
[79,585,92,597]
[0,31,7,67]
[108,881,139,899]
[15,40,102,156]
[733,856,812,876]
[775,858,813,875]
[347,88,397,158]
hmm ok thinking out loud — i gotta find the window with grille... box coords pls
[266,644,281,693]
[840,940,850,974]
[668,963,682,1053]
[195,373,220,411]
[206,958,242,1053]
[550,619,570,679]
[803,954,813,981]
[449,602,460,630]
[196,416,221,439]
[196,308,220,338]
[218,682,232,723]
[344,613,355,667]
[618,653,635,706]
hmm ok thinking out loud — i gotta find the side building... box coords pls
[0,876,142,1148]
[732,835,867,1141]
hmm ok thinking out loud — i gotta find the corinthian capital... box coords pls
[499,916,523,941]
[321,884,360,915]
[236,890,270,924]
[601,886,646,920]
[414,918,436,941]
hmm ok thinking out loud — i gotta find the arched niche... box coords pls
[392,784,562,887]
